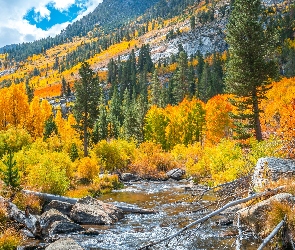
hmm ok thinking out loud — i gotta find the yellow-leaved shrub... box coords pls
[187,139,247,185]
[75,157,99,182]
[91,139,136,172]
[130,141,179,179]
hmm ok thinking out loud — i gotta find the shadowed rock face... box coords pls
[70,196,124,225]
[40,209,84,236]
[252,157,295,189]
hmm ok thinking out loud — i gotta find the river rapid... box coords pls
[69,180,260,250]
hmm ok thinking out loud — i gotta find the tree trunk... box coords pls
[83,114,88,157]
[253,91,263,141]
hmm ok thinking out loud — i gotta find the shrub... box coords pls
[90,174,123,196]
[0,128,32,157]
[91,139,136,172]
[22,151,72,195]
[0,204,8,231]
[247,136,286,167]
[171,143,203,166]
[130,142,179,179]
[76,157,99,182]
[13,193,42,215]
[66,186,91,199]
[0,228,23,250]
[266,201,295,238]
[188,140,247,185]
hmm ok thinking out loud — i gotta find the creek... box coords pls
[68,180,260,250]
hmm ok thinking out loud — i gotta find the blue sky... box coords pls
[0,0,103,48]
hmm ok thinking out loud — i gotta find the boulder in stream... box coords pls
[43,200,73,217]
[40,209,83,236]
[166,168,186,180]
[237,193,295,236]
[252,157,295,189]
[120,173,140,182]
[45,238,84,250]
[70,196,124,225]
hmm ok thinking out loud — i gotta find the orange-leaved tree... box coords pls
[205,94,234,145]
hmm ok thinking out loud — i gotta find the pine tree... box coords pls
[25,78,34,102]
[61,77,67,97]
[73,62,101,156]
[43,116,58,139]
[69,143,79,162]
[173,51,189,103]
[225,0,278,141]
[0,149,20,191]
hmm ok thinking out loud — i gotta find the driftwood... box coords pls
[235,214,242,250]
[257,216,286,250]
[22,190,156,214]
[2,197,41,238]
[138,186,285,250]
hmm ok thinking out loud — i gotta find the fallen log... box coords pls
[137,186,285,250]
[257,216,286,250]
[22,190,156,214]
[1,197,41,238]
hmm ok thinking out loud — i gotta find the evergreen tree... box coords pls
[0,149,20,191]
[225,0,278,141]
[73,62,101,156]
[25,78,34,102]
[198,62,212,102]
[107,88,122,139]
[150,70,163,107]
[61,76,67,97]
[92,96,108,143]
[69,143,79,162]
[44,116,58,139]
[173,51,189,103]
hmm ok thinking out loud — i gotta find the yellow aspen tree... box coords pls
[7,83,29,128]
[40,99,53,123]
[26,96,44,138]
[0,88,9,130]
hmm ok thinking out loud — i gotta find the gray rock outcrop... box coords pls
[120,173,140,182]
[70,196,124,225]
[166,168,186,180]
[252,157,295,189]
[43,200,74,217]
[45,238,84,250]
[40,209,83,236]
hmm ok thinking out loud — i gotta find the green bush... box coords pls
[91,139,136,172]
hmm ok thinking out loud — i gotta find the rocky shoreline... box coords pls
[1,157,295,249]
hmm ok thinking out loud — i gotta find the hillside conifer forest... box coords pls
[0,0,295,249]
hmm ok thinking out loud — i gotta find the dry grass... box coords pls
[0,228,23,250]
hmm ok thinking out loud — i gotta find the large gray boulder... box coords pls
[43,200,74,217]
[237,193,294,236]
[45,238,84,250]
[252,157,295,189]
[166,168,186,180]
[40,209,83,236]
[120,173,140,182]
[70,196,124,225]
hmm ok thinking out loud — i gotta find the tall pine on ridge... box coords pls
[225,0,278,141]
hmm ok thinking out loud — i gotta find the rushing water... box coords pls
[71,180,260,250]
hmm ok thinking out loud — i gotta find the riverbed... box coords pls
[70,180,260,250]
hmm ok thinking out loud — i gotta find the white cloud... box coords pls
[53,0,76,11]
[0,0,103,48]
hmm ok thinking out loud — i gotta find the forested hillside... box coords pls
[0,0,294,238]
